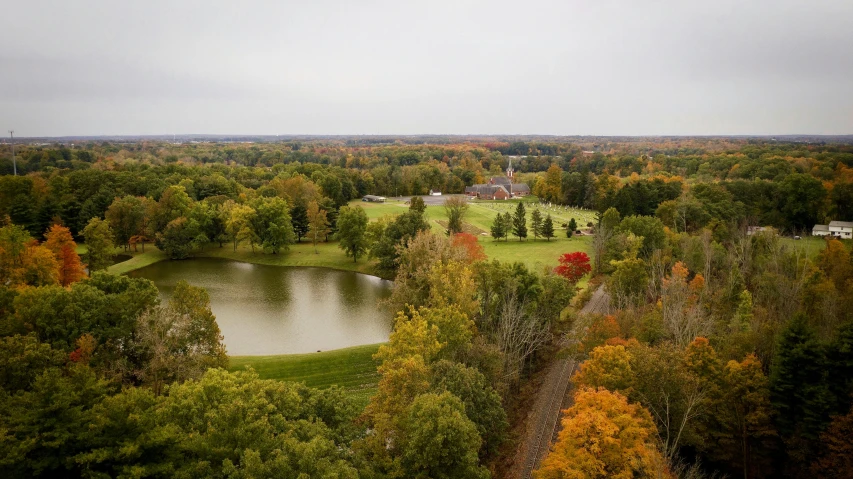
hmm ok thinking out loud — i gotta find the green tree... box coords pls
[290,203,309,242]
[155,216,198,259]
[617,215,666,258]
[490,213,505,241]
[0,334,66,392]
[770,314,834,464]
[105,195,145,251]
[567,217,577,238]
[542,214,555,241]
[250,196,295,254]
[401,392,488,479]
[372,206,430,274]
[444,196,468,235]
[337,205,369,262]
[430,360,508,458]
[82,217,114,272]
[512,202,527,241]
[154,185,193,231]
[530,209,543,240]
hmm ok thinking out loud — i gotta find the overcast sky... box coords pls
[1,0,851,136]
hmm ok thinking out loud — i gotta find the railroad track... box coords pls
[522,357,576,478]
[518,285,610,479]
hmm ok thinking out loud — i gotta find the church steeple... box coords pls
[506,158,514,179]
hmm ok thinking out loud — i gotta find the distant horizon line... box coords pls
[4,133,853,140]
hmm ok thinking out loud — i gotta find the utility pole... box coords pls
[8,130,15,176]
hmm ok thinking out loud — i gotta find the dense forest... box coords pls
[1,137,852,478]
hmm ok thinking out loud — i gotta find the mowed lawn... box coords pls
[229,343,382,409]
[355,197,594,272]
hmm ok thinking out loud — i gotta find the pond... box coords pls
[128,259,393,355]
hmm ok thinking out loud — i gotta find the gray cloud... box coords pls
[1,0,851,136]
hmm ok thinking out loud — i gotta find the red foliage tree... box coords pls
[451,232,486,263]
[554,252,591,283]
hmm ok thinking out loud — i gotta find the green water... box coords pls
[129,258,393,355]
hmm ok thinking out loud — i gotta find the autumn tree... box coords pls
[811,405,853,478]
[443,196,468,235]
[133,280,227,395]
[43,224,86,286]
[224,201,256,252]
[536,387,667,479]
[451,232,486,263]
[554,251,591,283]
[306,200,330,253]
[82,217,114,272]
[337,205,369,262]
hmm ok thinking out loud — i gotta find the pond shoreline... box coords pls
[105,240,392,279]
[130,257,393,356]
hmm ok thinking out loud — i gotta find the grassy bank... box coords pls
[229,343,382,408]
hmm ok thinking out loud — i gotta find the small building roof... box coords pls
[829,220,853,228]
[813,224,829,231]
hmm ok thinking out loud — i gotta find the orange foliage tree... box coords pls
[43,224,86,286]
[536,387,669,479]
[451,232,486,263]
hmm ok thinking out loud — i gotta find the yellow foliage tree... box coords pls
[536,387,669,479]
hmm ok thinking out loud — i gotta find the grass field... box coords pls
[229,343,382,409]
[357,197,594,274]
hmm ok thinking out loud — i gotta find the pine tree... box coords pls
[512,202,527,241]
[501,212,513,242]
[530,209,543,241]
[770,314,834,468]
[567,217,577,238]
[542,214,555,241]
[490,213,505,241]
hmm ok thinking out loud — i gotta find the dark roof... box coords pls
[511,183,530,192]
[490,176,511,185]
[466,184,509,196]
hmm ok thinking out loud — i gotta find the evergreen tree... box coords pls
[770,314,834,468]
[490,213,505,241]
[542,214,555,241]
[567,217,577,238]
[530,209,543,241]
[512,202,527,241]
[290,203,309,242]
[501,212,512,242]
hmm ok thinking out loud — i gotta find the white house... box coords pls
[829,220,853,239]
[813,224,830,236]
